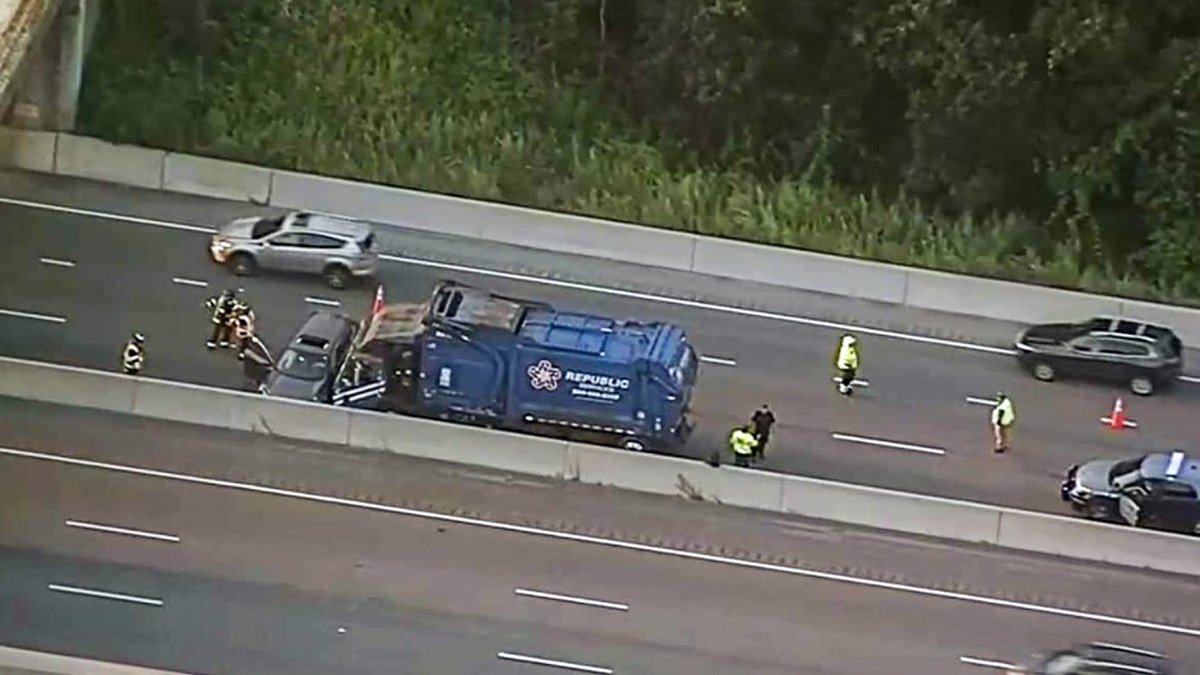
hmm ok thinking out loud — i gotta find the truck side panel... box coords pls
[507,348,645,431]
[418,333,506,418]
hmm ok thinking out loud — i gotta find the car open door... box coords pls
[1118,492,1142,527]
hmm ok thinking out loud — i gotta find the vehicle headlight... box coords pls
[1071,484,1092,498]
[213,239,233,250]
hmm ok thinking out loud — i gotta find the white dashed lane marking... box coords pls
[831,433,946,456]
[47,583,163,607]
[305,297,341,308]
[700,355,737,366]
[65,519,180,543]
[958,655,1017,670]
[0,308,66,324]
[171,277,209,288]
[39,257,75,268]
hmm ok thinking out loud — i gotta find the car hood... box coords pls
[1074,458,1119,492]
[263,372,323,401]
[214,216,261,239]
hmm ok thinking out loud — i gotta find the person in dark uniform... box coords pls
[750,404,776,462]
[122,332,146,375]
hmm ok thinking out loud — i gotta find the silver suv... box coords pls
[209,211,378,289]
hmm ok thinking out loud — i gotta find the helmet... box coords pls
[843,334,857,346]
[996,391,1006,400]
[132,332,145,343]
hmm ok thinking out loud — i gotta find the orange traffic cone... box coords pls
[1101,397,1138,430]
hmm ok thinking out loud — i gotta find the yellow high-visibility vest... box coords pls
[992,397,1015,426]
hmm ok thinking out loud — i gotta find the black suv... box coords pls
[1010,642,1174,674]
[261,310,357,403]
[1061,450,1200,534]
[1014,316,1183,395]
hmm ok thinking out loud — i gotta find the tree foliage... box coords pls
[78,0,1200,304]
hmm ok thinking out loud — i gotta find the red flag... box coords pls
[371,284,385,317]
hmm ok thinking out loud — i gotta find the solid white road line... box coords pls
[171,277,208,288]
[0,308,66,324]
[0,196,215,233]
[831,433,946,456]
[496,652,613,674]
[3,445,1197,638]
[65,519,180,543]
[47,583,164,607]
[15,194,1200,381]
[965,397,998,406]
[10,196,1200,378]
[514,588,630,612]
[305,296,341,307]
[958,655,1018,669]
[699,355,737,366]
[39,257,75,268]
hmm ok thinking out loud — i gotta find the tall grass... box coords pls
[75,0,1189,305]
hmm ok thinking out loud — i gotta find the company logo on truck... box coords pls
[527,359,563,391]
[527,359,630,402]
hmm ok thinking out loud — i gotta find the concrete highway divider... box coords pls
[0,645,194,675]
[5,128,1200,344]
[1,355,1197,577]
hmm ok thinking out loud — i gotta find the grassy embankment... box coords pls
[78,0,1164,303]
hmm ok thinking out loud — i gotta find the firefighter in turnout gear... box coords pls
[122,332,146,375]
[991,392,1015,453]
[835,334,860,395]
[205,288,239,349]
[231,302,256,360]
[729,424,758,468]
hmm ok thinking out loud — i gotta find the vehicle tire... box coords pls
[1032,362,1055,382]
[230,253,257,277]
[324,264,351,290]
[621,437,647,452]
[1130,376,1154,396]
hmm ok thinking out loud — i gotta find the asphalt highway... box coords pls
[1,399,1199,674]
[3,170,1200,516]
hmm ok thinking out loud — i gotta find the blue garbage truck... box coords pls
[331,280,699,451]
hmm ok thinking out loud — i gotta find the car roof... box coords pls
[1140,451,1200,487]
[284,212,373,239]
[288,311,353,353]
[1085,316,1179,340]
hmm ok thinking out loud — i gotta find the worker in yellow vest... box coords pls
[835,334,860,396]
[991,392,1015,453]
[729,424,758,468]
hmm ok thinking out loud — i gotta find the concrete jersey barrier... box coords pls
[4,128,1200,344]
[0,354,1197,577]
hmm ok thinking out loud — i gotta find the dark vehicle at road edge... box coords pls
[1015,316,1182,395]
[261,310,357,402]
[1061,449,1200,535]
[1008,641,1174,674]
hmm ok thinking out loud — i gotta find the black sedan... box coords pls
[1014,316,1182,395]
